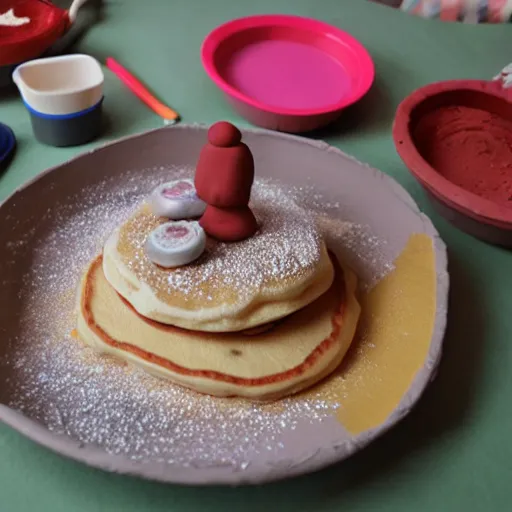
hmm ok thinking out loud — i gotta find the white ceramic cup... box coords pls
[12,54,104,115]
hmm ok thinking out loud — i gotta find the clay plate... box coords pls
[0,125,448,485]
[393,79,512,247]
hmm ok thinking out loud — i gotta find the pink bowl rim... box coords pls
[201,14,375,117]
[393,79,512,230]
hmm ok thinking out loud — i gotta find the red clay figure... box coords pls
[195,121,258,242]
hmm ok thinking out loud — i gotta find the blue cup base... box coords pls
[24,97,104,147]
[29,103,103,147]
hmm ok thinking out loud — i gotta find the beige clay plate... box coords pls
[0,125,448,485]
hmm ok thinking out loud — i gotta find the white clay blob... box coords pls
[0,9,30,26]
[149,179,206,220]
[145,220,206,268]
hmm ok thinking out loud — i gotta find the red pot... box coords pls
[393,79,512,247]
[0,0,79,67]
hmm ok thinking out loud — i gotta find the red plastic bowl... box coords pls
[393,79,512,247]
[201,15,375,133]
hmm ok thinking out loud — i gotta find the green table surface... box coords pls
[1,1,511,510]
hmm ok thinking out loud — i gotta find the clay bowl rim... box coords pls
[201,14,375,118]
[392,79,512,230]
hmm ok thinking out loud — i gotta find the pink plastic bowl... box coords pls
[201,15,375,133]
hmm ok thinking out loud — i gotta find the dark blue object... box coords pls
[0,122,16,171]
[24,98,104,147]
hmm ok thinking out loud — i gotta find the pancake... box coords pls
[77,254,360,401]
[102,186,335,332]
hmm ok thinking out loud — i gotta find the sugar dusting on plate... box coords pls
[1,166,393,470]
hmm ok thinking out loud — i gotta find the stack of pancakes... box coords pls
[77,192,361,401]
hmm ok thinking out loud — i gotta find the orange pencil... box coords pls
[106,57,180,124]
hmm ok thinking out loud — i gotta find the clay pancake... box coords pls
[102,184,335,332]
[77,255,360,401]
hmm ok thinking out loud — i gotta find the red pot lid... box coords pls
[0,0,70,66]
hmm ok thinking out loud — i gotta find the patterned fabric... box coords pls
[400,0,512,22]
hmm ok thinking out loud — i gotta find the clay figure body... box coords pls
[195,121,258,241]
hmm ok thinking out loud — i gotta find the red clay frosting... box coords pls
[195,121,258,241]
